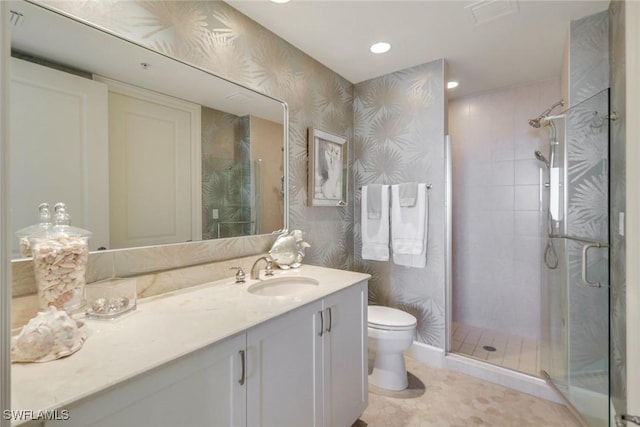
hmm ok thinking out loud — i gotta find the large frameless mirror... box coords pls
[8,0,287,258]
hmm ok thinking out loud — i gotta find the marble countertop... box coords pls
[10,265,369,426]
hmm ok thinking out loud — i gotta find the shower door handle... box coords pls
[581,243,607,288]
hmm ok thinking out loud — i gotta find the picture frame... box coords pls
[307,128,348,207]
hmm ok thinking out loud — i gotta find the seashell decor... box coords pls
[32,236,89,311]
[268,230,311,269]
[11,306,87,363]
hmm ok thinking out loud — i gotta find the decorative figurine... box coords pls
[268,230,311,269]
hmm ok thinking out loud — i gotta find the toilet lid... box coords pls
[368,305,417,329]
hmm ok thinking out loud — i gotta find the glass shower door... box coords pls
[541,89,610,426]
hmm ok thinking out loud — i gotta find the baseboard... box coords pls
[407,341,445,368]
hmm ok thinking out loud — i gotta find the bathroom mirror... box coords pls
[8,0,287,258]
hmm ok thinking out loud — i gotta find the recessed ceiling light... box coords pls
[370,42,391,54]
[447,81,459,89]
[270,0,290,3]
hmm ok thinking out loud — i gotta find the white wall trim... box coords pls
[0,3,11,426]
[625,0,640,416]
[408,341,445,368]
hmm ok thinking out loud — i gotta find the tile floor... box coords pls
[452,322,540,377]
[356,356,581,427]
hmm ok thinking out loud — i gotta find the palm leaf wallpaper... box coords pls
[566,12,610,395]
[353,61,446,348]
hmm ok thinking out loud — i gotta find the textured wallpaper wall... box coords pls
[566,10,609,396]
[353,62,446,348]
[42,0,355,269]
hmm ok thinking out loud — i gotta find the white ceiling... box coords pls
[226,0,609,98]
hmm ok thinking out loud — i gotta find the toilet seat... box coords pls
[368,306,417,331]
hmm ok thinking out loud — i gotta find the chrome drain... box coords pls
[482,345,497,352]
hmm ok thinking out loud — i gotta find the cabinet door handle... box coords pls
[238,350,246,386]
[319,310,324,336]
[326,307,332,333]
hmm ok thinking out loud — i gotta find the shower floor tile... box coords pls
[355,355,580,427]
[452,322,540,377]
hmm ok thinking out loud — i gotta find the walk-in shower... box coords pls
[449,83,611,425]
[449,80,562,380]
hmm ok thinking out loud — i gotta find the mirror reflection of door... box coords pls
[9,57,109,256]
[99,78,202,249]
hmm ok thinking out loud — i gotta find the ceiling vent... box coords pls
[466,0,519,25]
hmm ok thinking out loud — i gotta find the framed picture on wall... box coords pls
[307,128,348,206]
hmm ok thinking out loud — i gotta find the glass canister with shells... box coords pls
[29,203,91,312]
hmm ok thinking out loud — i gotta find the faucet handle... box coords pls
[230,266,246,283]
[265,259,275,276]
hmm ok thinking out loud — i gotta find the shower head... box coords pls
[528,99,565,128]
[528,117,544,129]
[535,150,550,168]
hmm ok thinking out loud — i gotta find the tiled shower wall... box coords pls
[448,79,560,339]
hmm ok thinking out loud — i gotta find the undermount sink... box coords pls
[247,276,319,297]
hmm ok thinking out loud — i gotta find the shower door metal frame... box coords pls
[444,135,453,354]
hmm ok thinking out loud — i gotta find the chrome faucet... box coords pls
[250,256,274,280]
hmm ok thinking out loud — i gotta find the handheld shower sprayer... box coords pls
[534,150,550,168]
[528,99,565,128]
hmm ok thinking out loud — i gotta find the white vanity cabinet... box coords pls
[321,281,368,427]
[246,280,368,427]
[246,299,324,427]
[38,279,367,427]
[45,333,246,427]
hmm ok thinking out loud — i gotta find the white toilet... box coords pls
[367,305,417,391]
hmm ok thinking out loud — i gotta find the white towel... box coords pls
[391,183,428,268]
[361,185,389,261]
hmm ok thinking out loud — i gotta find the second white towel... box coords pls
[391,183,428,268]
[361,185,390,261]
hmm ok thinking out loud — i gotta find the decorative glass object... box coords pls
[29,203,91,312]
[15,203,52,258]
[268,230,310,269]
[85,278,137,319]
